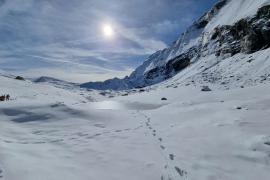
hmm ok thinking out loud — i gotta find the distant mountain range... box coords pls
[34,76,79,89]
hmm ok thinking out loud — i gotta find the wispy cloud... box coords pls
[0,0,217,82]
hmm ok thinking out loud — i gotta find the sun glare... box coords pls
[103,24,114,38]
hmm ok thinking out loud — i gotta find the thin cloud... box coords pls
[0,0,217,82]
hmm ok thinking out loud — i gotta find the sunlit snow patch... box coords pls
[89,101,165,110]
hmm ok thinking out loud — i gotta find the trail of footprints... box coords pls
[0,168,3,178]
[142,113,188,180]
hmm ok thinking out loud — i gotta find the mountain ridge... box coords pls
[81,0,270,90]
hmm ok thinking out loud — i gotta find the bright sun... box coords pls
[103,24,114,38]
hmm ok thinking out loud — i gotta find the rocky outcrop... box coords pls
[208,5,270,56]
[145,48,196,80]
[15,76,25,81]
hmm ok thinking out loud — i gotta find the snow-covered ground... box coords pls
[1,57,270,180]
[1,0,270,179]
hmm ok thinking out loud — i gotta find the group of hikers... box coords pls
[0,94,10,101]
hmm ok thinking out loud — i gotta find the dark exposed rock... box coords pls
[257,5,270,19]
[135,86,145,89]
[15,76,25,81]
[139,89,145,92]
[99,92,107,96]
[247,59,255,63]
[264,141,270,146]
[145,67,160,80]
[145,48,195,80]
[201,86,212,92]
[166,56,190,74]
[210,5,270,56]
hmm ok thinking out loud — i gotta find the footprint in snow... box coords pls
[169,154,175,161]
[50,139,64,143]
[77,132,89,137]
[94,124,106,128]
[0,169,3,178]
[160,145,166,150]
[133,125,143,130]
[33,141,46,144]
[174,166,187,177]
[161,175,172,180]
[87,133,102,139]
[142,113,188,179]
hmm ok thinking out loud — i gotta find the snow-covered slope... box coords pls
[81,0,270,90]
[1,1,270,179]
[1,70,270,180]
[205,0,270,32]
[34,76,79,90]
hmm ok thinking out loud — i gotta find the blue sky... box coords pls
[0,0,217,83]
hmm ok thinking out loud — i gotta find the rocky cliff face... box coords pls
[206,5,270,57]
[81,0,270,90]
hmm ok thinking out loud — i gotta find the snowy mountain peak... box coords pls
[81,0,270,90]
